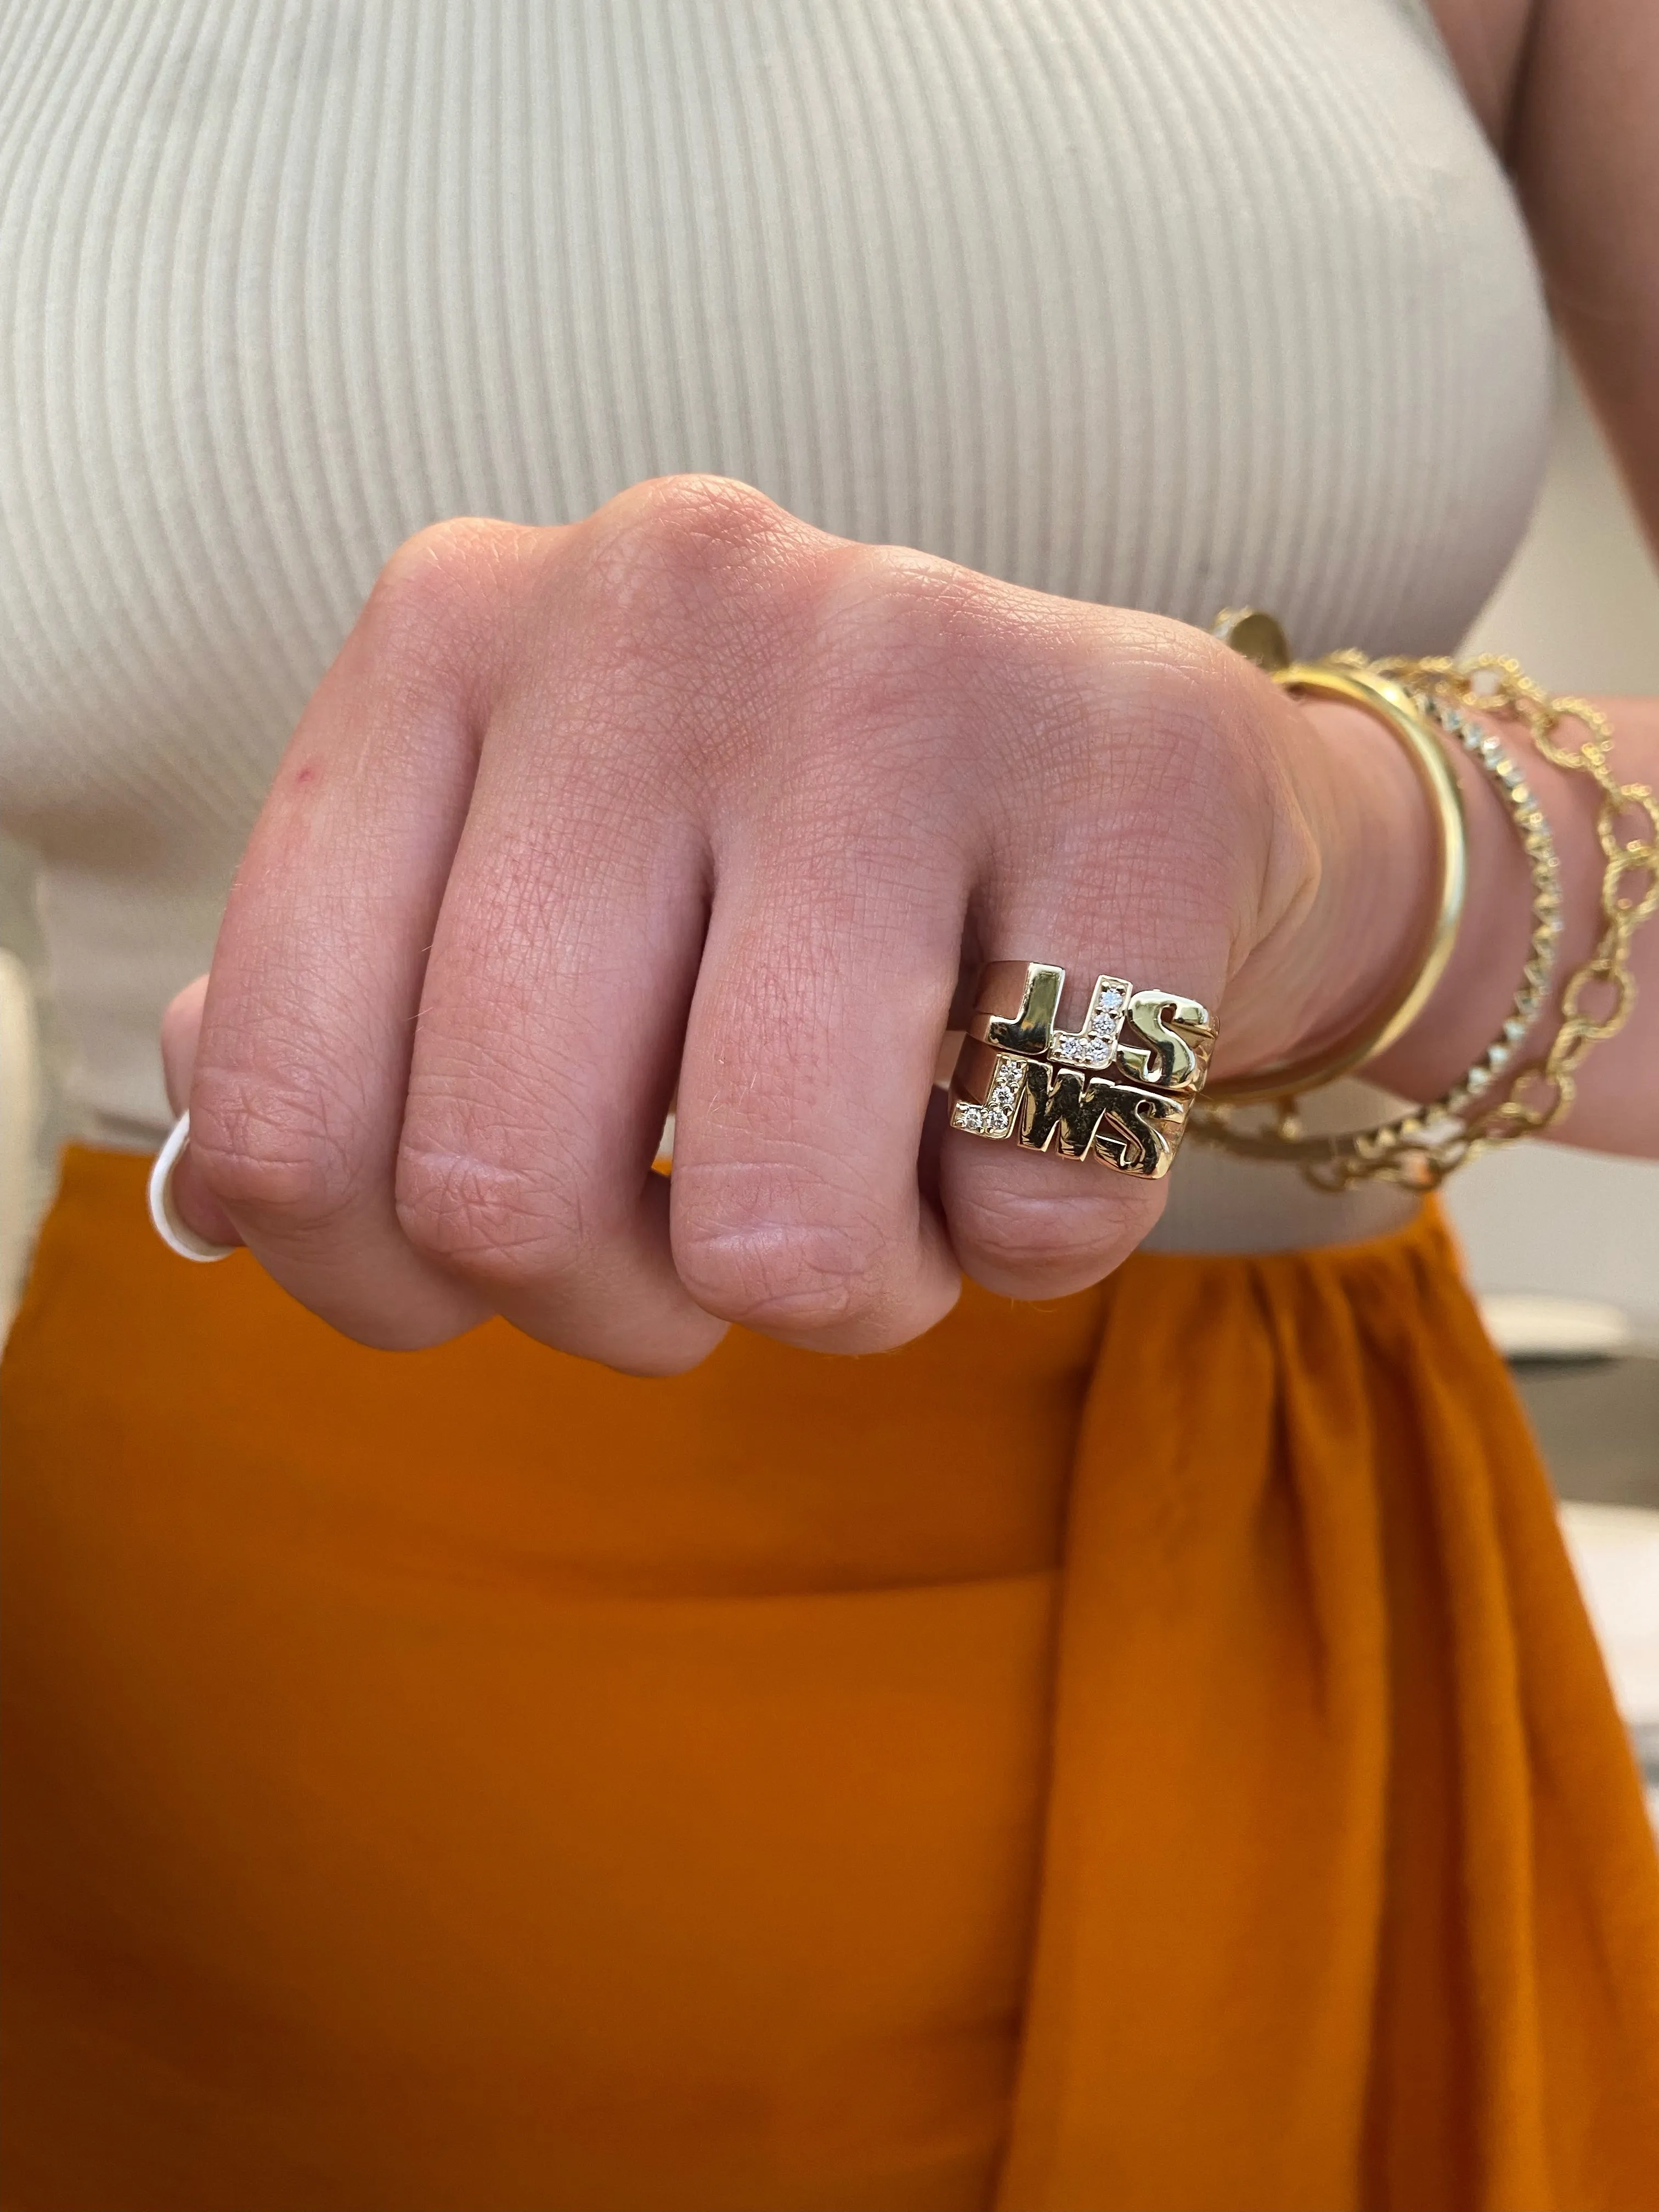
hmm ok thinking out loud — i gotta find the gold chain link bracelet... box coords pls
[1195,619,1659,1190]
[1383,654,1659,1151]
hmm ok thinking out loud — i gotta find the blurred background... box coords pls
[1447,361,1659,1818]
[3,354,1656,1807]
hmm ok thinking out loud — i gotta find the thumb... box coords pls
[159,975,243,1251]
[161,973,208,1114]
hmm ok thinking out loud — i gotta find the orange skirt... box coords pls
[3,1146,1657,2212]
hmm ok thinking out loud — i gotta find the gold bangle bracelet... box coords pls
[1192,682,1566,1188]
[1189,622,1658,1193]
[1203,641,1468,1108]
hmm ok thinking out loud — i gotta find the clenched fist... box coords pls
[163,476,1431,1372]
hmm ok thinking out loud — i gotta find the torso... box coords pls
[0,0,1550,1244]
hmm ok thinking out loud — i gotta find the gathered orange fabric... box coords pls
[2,1147,1656,2212]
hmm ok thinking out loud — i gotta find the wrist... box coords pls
[1212,694,1435,1087]
[1213,678,1605,1114]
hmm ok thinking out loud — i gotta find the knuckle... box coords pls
[394,1142,584,1294]
[671,1165,899,1335]
[582,475,808,634]
[598,471,788,563]
[953,1180,1136,1290]
[363,518,528,689]
[188,1065,365,1230]
[557,477,828,759]
[375,515,521,601]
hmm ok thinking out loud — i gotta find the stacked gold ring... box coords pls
[949,962,1216,1178]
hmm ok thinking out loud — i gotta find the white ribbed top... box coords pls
[0,0,1549,1146]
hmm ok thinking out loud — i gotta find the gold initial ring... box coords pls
[949,962,1216,1178]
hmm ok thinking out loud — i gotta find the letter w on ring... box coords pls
[1017,1062,1114,1159]
[1013,1063,1190,1177]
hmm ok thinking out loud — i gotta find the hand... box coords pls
[162,476,1429,1373]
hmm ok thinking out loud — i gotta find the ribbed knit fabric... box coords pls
[0,0,1550,1143]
